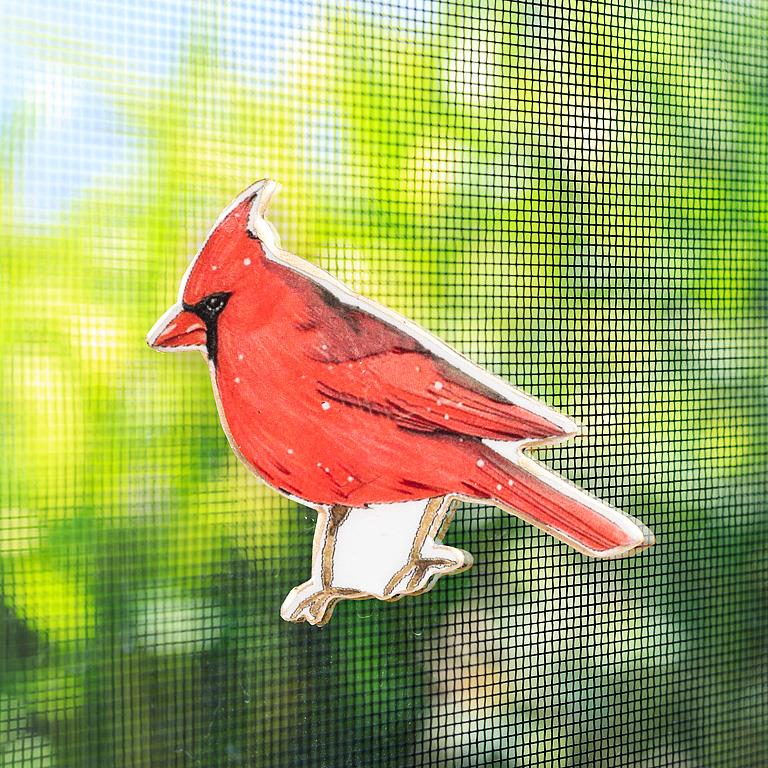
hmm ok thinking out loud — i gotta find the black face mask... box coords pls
[184,292,232,364]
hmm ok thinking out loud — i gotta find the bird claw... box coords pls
[281,542,471,623]
[280,581,359,626]
[382,545,470,598]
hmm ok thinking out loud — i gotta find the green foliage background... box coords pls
[1,1,767,766]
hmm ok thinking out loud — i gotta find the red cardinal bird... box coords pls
[148,180,654,625]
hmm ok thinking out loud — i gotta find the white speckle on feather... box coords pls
[321,344,328,351]
[327,365,334,371]
[211,265,218,271]
[238,353,244,360]
[496,483,503,491]
[325,467,330,473]
[434,381,443,391]
[347,475,354,482]
[436,398,443,405]
[243,257,251,266]
[415,366,420,372]
[317,462,323,468]
[287,448,294,455]
[234,377,241,384]
[476,459,485,468]
[321,401,331,411]
[508,479,514,486]
[457,402,463,408]
[444,414,450,420]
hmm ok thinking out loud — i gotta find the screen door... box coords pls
[1,1,766,766]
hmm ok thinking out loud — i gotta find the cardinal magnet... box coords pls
[148,180,654,626]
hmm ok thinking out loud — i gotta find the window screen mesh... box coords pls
[2,1,767,766]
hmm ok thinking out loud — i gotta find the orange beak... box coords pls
[147,305,207,350]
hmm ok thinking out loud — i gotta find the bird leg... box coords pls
[280,504,359,626]
[382,497,471,598]
[282,498,472,624]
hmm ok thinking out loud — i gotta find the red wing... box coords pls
[298,281,573,442]
[316,350,570,442]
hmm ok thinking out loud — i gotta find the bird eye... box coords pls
[206,295,225,312]
[188,292,231,321]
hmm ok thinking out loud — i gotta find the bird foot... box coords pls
[382,545,470,598]
[280,581,360,626]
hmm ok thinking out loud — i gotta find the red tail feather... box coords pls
[472,451,654,558]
